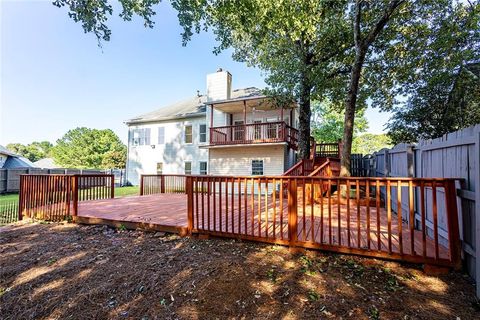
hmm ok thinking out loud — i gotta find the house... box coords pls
[0,145,35,169]
[33,157,59,169]
[125,69,299,185]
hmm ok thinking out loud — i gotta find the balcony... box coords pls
[209,121,298,149]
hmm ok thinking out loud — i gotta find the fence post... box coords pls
[72,175,79,217]
[140,175,144,196]
[18,175,24,220]
[475,129,480,298]
[186,176,194,235]
[288,178,298,245]
[384,149,390,177]
[406,145,415,177]
[110,174,115,198]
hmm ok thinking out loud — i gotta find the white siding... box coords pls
[209,145,286,176]
[127,116,208,185]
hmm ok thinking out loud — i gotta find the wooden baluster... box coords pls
[356,179,360,248]
[408,180,415,255]
[251,178,254,236]
[288,178,298,244]
[366,179,371,250]
[231,177,235,234]
[320,178,324,244]
[432,181,439,260]
[387,180,392,254]
[310,178,314,242]
[213,177,217,231]
[328,179,332,245]
[258,178,261,237]
[238,177,241,234]
[244,178,248,235]
[264,178,268,238]
[376,180,381,251]
[302,178,306,241]
[346,179,351,247]
[420,181,426,258]
[280,178,284,240]
[397,180,403,255]
[273,178,277,239]
[337,179,341,246]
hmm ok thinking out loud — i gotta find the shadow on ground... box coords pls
[0,221,478,319]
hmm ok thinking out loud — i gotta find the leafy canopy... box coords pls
[51,127,127,169]
[6,141,53,162]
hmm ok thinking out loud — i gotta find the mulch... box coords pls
[1,221,478,319]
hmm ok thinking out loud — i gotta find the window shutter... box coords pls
[158,127,165,144]
[144,128,151,145]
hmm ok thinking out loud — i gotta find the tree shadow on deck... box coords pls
[0,222,478,319]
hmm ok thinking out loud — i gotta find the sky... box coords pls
[0,0,391,146]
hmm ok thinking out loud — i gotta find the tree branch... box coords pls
[364,0,406,47]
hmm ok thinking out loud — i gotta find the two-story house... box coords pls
[125,69,299,185]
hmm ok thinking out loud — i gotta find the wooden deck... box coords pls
[77,194,189,234]
[75,193,450,265]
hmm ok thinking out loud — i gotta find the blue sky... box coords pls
[0,0,391,145]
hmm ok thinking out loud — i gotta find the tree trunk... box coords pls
[298,75,312,160]
[341,50,366,177]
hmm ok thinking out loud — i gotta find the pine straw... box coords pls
[0,221,478,320]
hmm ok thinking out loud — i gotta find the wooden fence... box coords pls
[185,176,461,268]
[369,124,479,295]
[1,168,125,194]
[19,174,115,221]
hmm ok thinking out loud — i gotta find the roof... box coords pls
[33,157,59,169]
[0,145,16,157]
[125,87,263,125]
[3,155,35,169]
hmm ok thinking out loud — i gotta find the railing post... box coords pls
[18,175,24,220]
[186,176,194,235]
[110,174,115,198]
[140,175,144,196]
[72,175,79,217]
[288,178,298,245]
[161,175,166,193]
[445,179,462,270]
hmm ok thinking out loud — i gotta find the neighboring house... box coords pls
[0,145,35,169]
[33,158,59,169]
[125,69,298,185]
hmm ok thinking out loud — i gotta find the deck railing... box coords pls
[18,174,115,221]
[209,122,299,149]
[316,142,341,158]
[140,174,187,195]
[186,176,461,268]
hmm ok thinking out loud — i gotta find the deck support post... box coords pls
[445,179,462,270]
[140,175,144,196]
[18,175,24,221]
[72,175,79,217]
[110,174,115,198]
[288,178,298,246]
[186,176,194,235]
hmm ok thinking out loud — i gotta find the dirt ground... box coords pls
[1,221,479,320]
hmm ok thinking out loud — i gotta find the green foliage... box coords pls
[311,101,368,143]
[6,141,53,162]
[51,127,126,169]
[387,63,480,144]
[352,133,392,155]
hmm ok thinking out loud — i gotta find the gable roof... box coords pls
[125,87,263,125]
[0,145,16,157]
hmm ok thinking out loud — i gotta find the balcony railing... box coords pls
[209,121,298,149]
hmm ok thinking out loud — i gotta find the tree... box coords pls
[173,0,351,159]
[6,141,53,162]
[352,133,392,154]
[51,127,126,169]
[311,100,368,143]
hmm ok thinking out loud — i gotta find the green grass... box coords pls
[114,186,140,198]
[0,193,19,205]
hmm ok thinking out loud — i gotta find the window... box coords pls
[252,160,264,175]
[199,124,207,143]
[158,127,165,144]
[199,161,207,175]
[156,162,163,174]
[185,125,193,143]
[185,161,192,175]
[131,128,151,146]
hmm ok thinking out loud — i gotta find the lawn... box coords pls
[0,186,139,205]
[0,222,478,319]
[114,186,139,198]
[0,193,19,205]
